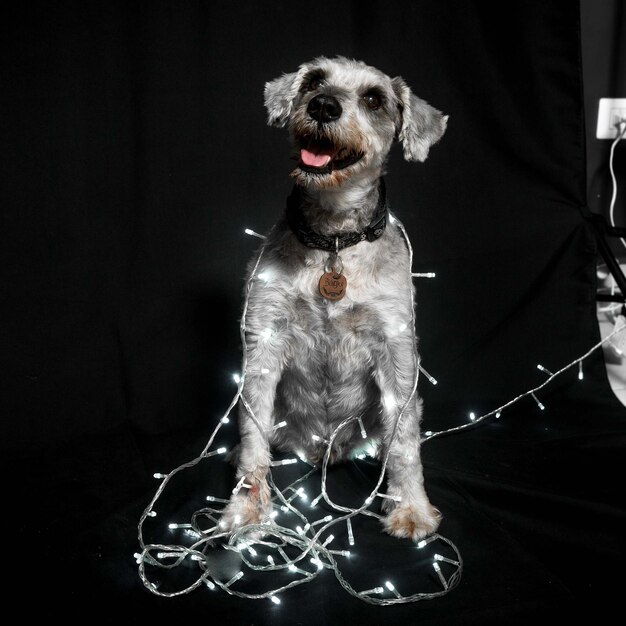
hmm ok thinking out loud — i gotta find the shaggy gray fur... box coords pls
[221,56,447,540]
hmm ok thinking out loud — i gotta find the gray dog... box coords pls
[221,56,447,540]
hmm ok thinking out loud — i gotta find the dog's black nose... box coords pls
[307,95,342,123]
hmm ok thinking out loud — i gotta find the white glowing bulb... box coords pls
[310,493,323,507]
[153,472,167,479]
[133,552,142,563]
[261,367,270,374]
[383,392,396,410]
[424,430,433,437]
[417,536,437,548]
[432,561,449,589]
[296,526,304,535]
[347,518,355,546]
[244,228,266,239]
[270,510,278,519]
[270,595,280,605]
[288,564,297,572]
[312,434,321,441]
[536,364,553,376]
[578,362,584,380]
[168,522,192,529]
[271,420,287,431]
[385,580,402,598]
[221,416,230,424]
[206,495,230,503]
[418,364,438,385]
[495,411,501,419]
[434,553,460,566]
[357,416,367,439]
[205,580,216,590]
[310,557,323,570]
[205,446,227,458]
[469,412,476,421]
[398,323,408,332]
[271,458,298,466]
[261,328,272,339]
[257,271,271,282]
[225,571,244,587]
[248,546,257,557]
[364,496,373,506]
[322,534,335,546]
[531,392,545,411]
[267,555,275,565]
[233,373,241,384]
[147,511,157,517]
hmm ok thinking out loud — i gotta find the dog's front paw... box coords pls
[220,476,272,537]
[382,503,442,541]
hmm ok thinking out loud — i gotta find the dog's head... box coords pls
[264,56,448,189]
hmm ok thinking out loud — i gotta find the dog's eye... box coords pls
[363,92,383,110]
[306,75,323,91]
[363,92,382,109]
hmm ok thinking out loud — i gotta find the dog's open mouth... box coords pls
[297,137,363,174]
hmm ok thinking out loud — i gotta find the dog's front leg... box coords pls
[375,335,441,541]
[220,300,287,534]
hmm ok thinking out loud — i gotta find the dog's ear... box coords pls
[264,69,306,128]
[392,77,448,162]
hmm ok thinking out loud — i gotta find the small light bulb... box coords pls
[322,534,335,547]
[233,373,241,384]
[578,361,584,380]
[221,416,230,424]
[310,493,323,507]
[270,595,280,605]
[531,392,546,411]
[469,412,476,421]
[347,518,355,546]
[205,580,216,590]
[153,472,167,479]
[267,555,275,565]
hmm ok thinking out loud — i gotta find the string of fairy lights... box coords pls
[135,212,626,605]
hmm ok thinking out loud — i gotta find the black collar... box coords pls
[285,179,388,252]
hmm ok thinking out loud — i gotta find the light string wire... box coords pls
[136,212,623,604]
[608,120,626,251]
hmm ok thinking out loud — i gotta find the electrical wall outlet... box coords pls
[596,98,626,139]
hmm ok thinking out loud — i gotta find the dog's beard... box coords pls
[291,137,370,189]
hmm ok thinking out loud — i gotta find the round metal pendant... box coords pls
[319,271,347,301]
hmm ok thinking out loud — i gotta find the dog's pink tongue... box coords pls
[301,148,332,168]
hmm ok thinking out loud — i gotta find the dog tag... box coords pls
[319,269,347,301]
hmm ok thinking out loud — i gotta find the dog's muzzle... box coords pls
[297,95,363,174]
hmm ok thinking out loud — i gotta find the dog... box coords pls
[220,56,447,540]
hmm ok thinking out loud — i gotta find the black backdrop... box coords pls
[2,1,626,623]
